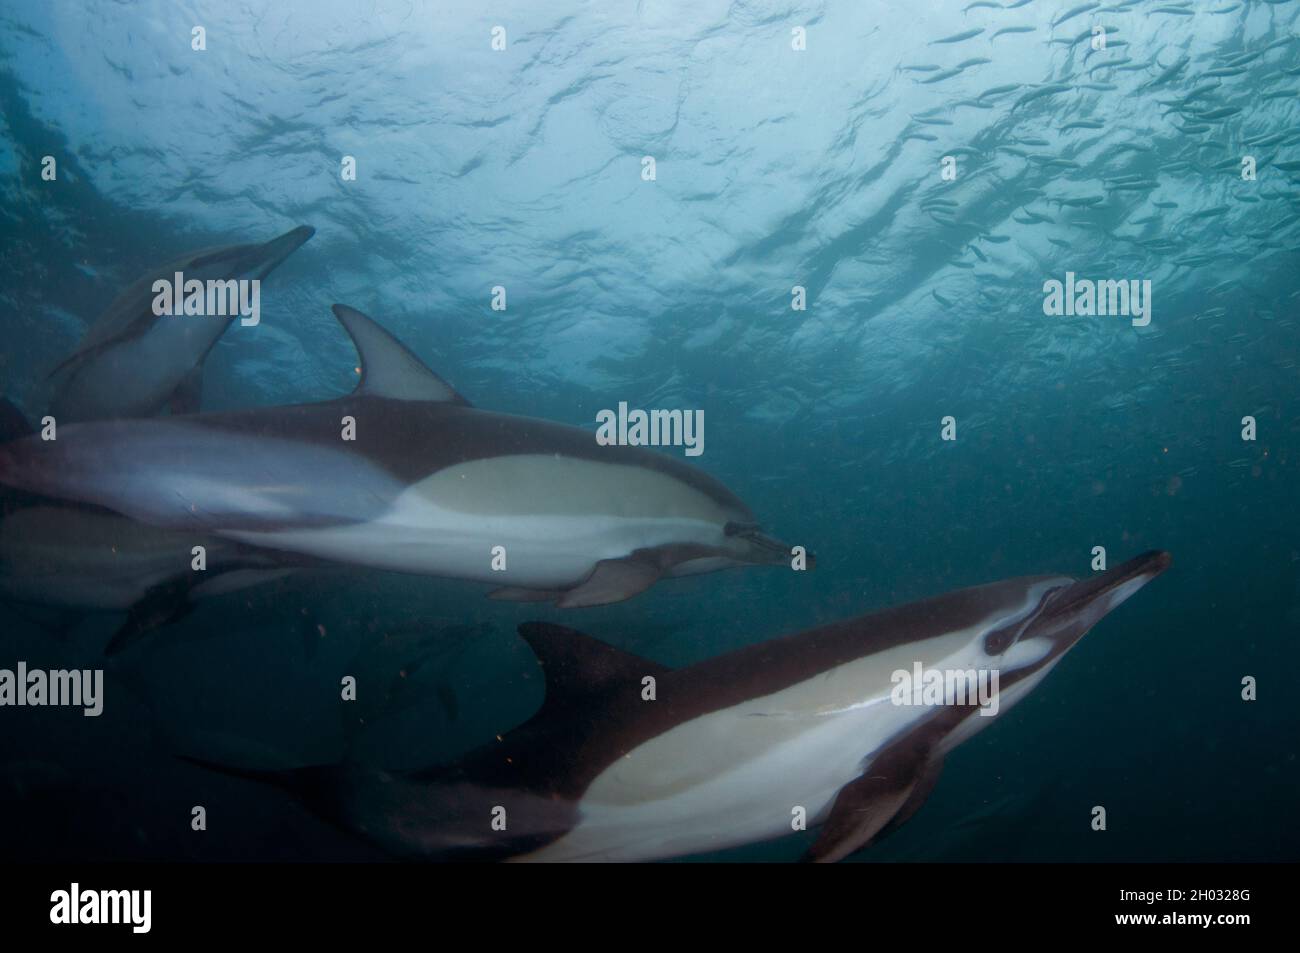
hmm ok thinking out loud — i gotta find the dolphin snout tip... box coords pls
[1125,549,1172,581]
[734,526,808,568]
[278,224,316,251]
[259,224,316,265]
[1047,548,1172,626]
[764,538,812,569]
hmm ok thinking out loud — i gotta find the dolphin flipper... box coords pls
[803,741,939,863]
[104,577,199,655]
[556,555,663,608]
[106,563,306,655]
[876,754,945,841]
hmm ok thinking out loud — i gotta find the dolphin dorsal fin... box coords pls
[517,622,669,704]
[330,304,469,405]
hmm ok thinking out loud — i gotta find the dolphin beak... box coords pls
[247,224,315,279]
[738,528,810,567]
[191,224,315,280]
[1034,550,1171,649]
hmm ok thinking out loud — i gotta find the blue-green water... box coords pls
[0,0,1297,862]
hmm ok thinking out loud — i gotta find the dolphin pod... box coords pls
[0,226,318,650]
[0,223,1172,863]
[182,551,1170,862]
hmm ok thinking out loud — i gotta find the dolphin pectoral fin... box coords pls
[488,586,567,603]
[105,577,198,656]
[876,754,944,842]
[556,556,663,608]
[803,772,919,863]
[168,366,204,415]
[803,743,938,863]
[330,304,470,405]
[107,562,300,654]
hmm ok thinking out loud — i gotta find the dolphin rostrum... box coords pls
[0,305,801,607]
[182,550,1169,862]
[46,224,314,421]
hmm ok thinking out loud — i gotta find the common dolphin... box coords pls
[0,502,302,653]
[0,400,303,654]
[182,551,1170,862]
[46,224,314,421]
[0,305,801,607]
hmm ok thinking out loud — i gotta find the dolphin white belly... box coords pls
[178,552,1171,863]
[223,452,742,587]
[520,631,996,862]
[0,304,796,609]
[226,499,727,588]
[53,317,220,421]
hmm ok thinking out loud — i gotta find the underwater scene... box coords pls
[0,0,1297,869]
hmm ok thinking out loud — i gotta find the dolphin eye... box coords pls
[983,625,1018,656]
[724,521,760,537]
[983,586,1066,655]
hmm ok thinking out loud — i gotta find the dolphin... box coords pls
[0,402,308,653]
[0,502,304,653]
[181,550,1170,862]
[46,224,314,421]
[0,305,801,607]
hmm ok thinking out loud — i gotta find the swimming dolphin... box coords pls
[46,224,314,421]
[0,400,305,653]
[0,503,303,653]
[181,550,1170,862]
[0,305,800,607]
